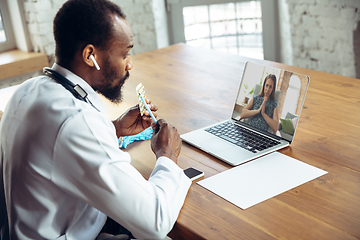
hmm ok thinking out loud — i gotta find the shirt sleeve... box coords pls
[52,109,191,240]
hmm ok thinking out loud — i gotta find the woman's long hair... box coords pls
[259,74,277,100]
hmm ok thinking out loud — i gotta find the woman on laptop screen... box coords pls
[240,74,279,133]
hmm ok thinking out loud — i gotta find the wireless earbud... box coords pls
[89,55,100,70]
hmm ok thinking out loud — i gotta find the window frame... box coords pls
[0,0,16,52]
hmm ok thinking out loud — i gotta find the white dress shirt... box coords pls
[0,64,191,240]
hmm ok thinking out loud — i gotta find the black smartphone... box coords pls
[183,167,204,181]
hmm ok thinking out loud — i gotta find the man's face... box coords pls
[93,16,133,103]
[93,57,130,103]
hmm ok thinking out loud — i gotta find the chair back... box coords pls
[0,110,9,240]
[0,187,9,240]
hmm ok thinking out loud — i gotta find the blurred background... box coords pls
[0,0,359,88]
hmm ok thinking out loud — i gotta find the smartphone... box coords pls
[183,167,204,181]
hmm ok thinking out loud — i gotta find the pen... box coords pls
[138,93,160,127]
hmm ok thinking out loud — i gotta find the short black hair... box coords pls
[54,0,126,65]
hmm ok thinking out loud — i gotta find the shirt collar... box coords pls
[51,63,107,113]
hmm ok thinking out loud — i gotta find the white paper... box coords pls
[197,152,327,209]
[0,85,19,112]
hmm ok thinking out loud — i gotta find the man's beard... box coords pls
[93,60,130,104]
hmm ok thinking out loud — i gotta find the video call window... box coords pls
[232,62,309,142]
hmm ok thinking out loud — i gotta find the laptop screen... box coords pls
[231,62,310,143]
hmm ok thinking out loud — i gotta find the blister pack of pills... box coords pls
[136,83,146,116]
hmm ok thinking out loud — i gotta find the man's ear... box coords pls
[82,44,100,70]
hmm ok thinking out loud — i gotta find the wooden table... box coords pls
[104,43,360,240]
[2,43,358,239]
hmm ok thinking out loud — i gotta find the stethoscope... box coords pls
[43,67,100,112]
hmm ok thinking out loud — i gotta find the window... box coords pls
[183,1,263,59]
[0,11,6,42]
[167,0,279,61]
[0,0,16,52]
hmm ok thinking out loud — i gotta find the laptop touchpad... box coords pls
[200,138,232,152]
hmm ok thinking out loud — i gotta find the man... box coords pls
[0,0,191,239]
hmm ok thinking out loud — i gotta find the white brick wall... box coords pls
[23,0,66,64]
[280,0,360,78]
[22,0,162,64]
[114,0,159,54]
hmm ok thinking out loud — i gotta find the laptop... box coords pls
[181,61,310,166]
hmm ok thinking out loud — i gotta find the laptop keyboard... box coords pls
[205,121,281,153]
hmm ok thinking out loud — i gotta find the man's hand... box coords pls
[150,119,182,163]
[113,99,158,137]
